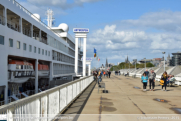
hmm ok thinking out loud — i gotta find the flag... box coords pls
[94,48,96,57]
[94,53,96,57]
[94,48,96,53]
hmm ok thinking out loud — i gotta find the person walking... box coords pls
[93,71,98,82]
[101,71,103,79]
[141,72,148,91]
[144,69,149,76]
[103,71,106,77]
[98,70,102,83]
[119,71,120,76]
[161,71,168,91]
[148,69,156,91]
[106,71,108,78]
[108,71,111,78]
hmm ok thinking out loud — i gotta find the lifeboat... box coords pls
[38,64,49,77]
[8,60,34,83]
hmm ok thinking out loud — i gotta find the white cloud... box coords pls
[75,0,104,5]
[121,11,181,32]
[23,0,104,10]
[27,0,69,9]
[87,11,181,67]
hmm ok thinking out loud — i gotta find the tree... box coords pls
[146,62,154,67]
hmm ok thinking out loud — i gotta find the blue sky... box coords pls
[17,0,181,68]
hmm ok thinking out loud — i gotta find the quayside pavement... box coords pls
[78,75,181,121]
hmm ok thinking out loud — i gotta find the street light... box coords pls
[133,59,137,71]
[162,52,166,72]
[144,58,146,70]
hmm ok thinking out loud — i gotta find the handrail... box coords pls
[0,75,92,111]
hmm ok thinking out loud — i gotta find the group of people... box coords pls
[141,69,175,91]
[115,71,120,75]
[141,69,156,91]
[93,70,111,84]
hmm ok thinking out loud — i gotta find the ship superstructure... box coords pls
[0,0,83,105]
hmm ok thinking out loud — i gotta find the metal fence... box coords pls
[0,75,93,121]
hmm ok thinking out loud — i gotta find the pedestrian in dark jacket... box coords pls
[108,71,111,78]
[148,69,156,91]
[144,69,149,76]
[161,71,168,91]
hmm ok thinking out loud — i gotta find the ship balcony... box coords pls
[40,37,47,44]
[0,15,5,25]
[40,30,47,45]
[7,19,21,32]
[22,28,31,37]
[33,25,40,41]
[6,9,21,32]
[22,18,32,37]
[0,5,5,26]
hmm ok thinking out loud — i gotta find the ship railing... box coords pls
[77,72,83,75]
[24,90,35,96]
[0,98,12,107]
[33,32,39,40]
[0,75,93,120]
[23,28,31,37]
[0,100,4,106]
[7,19,20,32]
[0,15,5,25]
[40,37,48,44]
[0,90,36,107]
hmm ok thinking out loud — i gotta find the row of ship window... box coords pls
[0,35,50,56]
[52,50,75,64]
[53,63,74,75]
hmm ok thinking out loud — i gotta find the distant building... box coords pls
[167,53,171,66]
[105,58,108,68]
[117,62,121,65]
[99,64,105,70]
[152,58,162,67]
[108,63,114,67]
[139,59,152,64]
[131,59,137,65]
[125,55,130,63]
[170,52,181,66]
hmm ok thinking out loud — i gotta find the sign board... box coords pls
[81,57,92,61]
[73,28,89,33]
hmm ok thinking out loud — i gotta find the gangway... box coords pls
[10,95,19,101]
[21,92,28,97]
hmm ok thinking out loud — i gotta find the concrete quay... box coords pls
[78,75,181,121]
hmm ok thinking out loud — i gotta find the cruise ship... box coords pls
[0,0,84,106]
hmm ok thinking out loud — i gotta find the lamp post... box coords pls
[134,59,137,71]
[144,58,146,70]
[162,52,166,72]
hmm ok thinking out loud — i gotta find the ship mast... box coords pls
[46,9,54,27]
